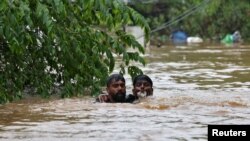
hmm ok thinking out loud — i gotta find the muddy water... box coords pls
[1,44,250,141]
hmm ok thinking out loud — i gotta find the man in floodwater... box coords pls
[97,73,127,103]
[97,74,153,103]
[126,74,154,103]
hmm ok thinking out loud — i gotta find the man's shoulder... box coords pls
[125,94,138,103]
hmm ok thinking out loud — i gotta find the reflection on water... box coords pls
[1,44,250,141]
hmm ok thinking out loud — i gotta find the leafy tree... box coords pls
[0,0,150,103]
[129,0,250,43]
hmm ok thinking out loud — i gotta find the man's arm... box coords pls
[96,94,110,103]
[125,94,138,103]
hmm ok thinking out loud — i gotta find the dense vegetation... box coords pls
[2,0,249,104]
[0,0,150,103]
[129,0,250,44]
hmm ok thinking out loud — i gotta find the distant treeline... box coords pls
[128,0,250,43]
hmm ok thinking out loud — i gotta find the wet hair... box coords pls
[106,74,125,87]
[133,74,153,87]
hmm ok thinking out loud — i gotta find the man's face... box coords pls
[107,80,126,102]
[133,80,153,97]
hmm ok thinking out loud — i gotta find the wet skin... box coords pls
[98,80,126,103]
[132,80,153,98]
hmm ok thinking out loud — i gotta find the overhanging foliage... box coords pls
[0,0,150,103]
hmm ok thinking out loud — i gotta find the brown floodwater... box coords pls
[1,43,250,141]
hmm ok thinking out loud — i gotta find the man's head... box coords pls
[106,74,126,102]
[132,74,153,98]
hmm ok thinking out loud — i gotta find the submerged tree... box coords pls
[0,0,150,103]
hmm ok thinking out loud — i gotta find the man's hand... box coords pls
[98,94,110,103]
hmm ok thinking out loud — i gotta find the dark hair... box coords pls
[133,74,153,87]
[106,74,125,87]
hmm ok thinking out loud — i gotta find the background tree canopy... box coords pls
[128,0,250,44]
[0,0,150,103]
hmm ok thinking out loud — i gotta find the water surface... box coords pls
[1,44,250,141]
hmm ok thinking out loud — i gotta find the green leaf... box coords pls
[0,0,150,104]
